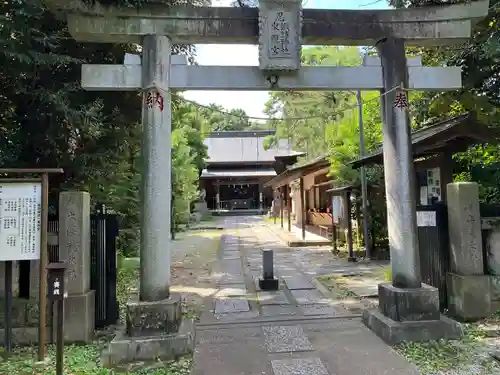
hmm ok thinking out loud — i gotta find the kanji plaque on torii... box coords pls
[258,0,302,71]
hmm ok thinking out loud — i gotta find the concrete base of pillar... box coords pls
[259,277,279,291]
[102,318,195,367]
[125,293,183,337]
[447,273,491,322]
[363,283,462,345]
[55,291,95,343]
[104,293,194,366]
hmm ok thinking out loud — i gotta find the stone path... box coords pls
[191,216,420,375]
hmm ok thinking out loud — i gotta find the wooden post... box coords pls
[355,195,362,253]
[38,172,49,360]
[287,185,291,232]
[345,191,356,262]
[280,186,284,228]
[300,177,306,240]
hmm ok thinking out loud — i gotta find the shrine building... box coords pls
[200,130,302,213]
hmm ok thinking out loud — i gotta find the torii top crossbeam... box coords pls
[44,0,489,46]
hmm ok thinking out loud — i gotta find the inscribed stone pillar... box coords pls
[58,191,95,342]
[376,37,421,289]
[140,34,172,302]
[447,182,484,275]
[446,182,491,321]
[59,191,91,294]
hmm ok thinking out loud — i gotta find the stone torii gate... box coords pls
[45,0,489,362]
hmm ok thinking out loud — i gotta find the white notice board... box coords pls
[416,211,436,227]
[0,182,42,261]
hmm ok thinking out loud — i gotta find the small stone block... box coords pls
[102,318,195,367]
[262,249,274,279]
[262,325,314,353]
[259,277,279,291]
[257,290,289,305]
[447,273,491,321]
[126,293,182,337]
[363,309,463,345]
[271,358,329,375]
[378,283,440,322]
[214,298,250,314]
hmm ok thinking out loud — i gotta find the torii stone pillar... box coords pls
[139,35,172,302]
[362,38,463,344]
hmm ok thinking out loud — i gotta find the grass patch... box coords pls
[396,322,500,374]
[316,275,358,299]
[0,344,192,374]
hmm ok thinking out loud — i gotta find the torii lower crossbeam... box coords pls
[81,65,462,92]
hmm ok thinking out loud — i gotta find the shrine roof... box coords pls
[350,113,500,169]
[264,155,331,189]
[200,168,277,179]
[204,130,300,164]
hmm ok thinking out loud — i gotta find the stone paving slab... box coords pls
[214,310,260,322]
[191,340,273,375]
[283,275,315,290]
[261,305,297,317]
[257,290,290,305]
[262,325,314,353]
[214,298,250,314]
[300,305,339,317]
[302,320,420,375]
[291,289,330,305]
[271,357,330,375]
[196,327,263,345]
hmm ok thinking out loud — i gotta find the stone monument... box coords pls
[58,191,95,343]
[446,182,491,321]
[193,188,209,217]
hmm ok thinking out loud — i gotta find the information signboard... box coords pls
[331,195,342,224]
[0,182,42,261]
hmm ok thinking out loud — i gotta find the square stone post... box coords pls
[102,35,193,367]
[446,182,491,321]
[58,191,95,342]
[363,37,462,344]
[139,34,173,303]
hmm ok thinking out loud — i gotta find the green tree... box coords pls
[264,46,362,159]
[199,104,252,132]
[0,0,206,256]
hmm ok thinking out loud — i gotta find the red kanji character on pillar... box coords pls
[393,91,409,109]
[155,92,164,112]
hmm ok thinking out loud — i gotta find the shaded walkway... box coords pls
[191,216,419,375]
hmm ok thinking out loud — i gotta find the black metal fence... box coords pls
[48,214,120,329]
[417,203,450,310]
